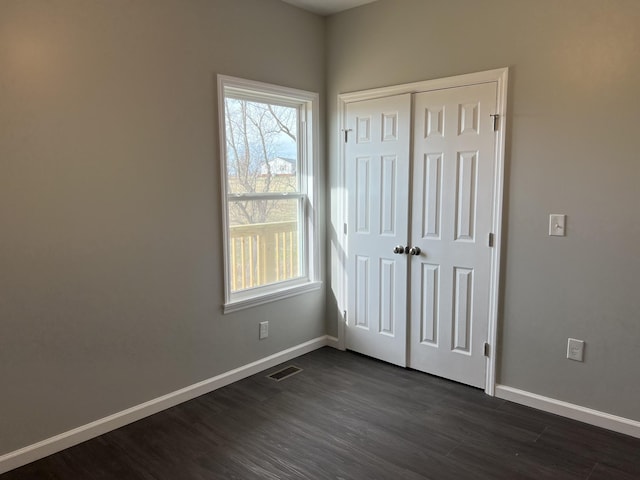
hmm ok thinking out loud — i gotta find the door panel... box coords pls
[409,82,497,388]
[346,94,411,367]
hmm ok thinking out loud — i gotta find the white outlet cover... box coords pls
[567,338,584,362]
[259,321,269,339]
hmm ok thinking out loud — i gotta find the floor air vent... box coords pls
[267,365,302,381]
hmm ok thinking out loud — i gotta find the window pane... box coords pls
[228,198,302,292]
[224,98,298,194]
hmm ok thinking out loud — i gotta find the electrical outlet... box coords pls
[567,338,584,362]
[259,321,269,340]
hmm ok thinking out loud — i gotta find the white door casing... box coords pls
[338,68,508,394]
[409,82,498,389]
[345,94,411,367]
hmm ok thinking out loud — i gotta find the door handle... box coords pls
[409,246,421,256]
[393,245,408,254]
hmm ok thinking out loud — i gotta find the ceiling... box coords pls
[281,0,378,16]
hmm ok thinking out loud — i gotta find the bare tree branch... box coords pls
[267,104,296,142]
[225,98,298,225]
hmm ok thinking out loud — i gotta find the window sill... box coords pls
[223,281,322,314]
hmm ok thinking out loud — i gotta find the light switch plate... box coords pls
[549,214,566,236]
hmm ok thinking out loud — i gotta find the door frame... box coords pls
[334,68,508,396]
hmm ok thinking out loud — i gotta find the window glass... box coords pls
[218,76,319,311]
[224,98,299,194]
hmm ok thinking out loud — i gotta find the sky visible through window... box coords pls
[224,97,297,180]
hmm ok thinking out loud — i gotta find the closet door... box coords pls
[345,94,411,367]
[409,82,498,388]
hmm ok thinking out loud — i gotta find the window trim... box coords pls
[217,75,321,313]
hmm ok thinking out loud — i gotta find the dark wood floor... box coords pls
[3,347,639,479]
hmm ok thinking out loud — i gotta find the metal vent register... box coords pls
[267,365,302,381]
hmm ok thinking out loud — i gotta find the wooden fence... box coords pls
[229,221,299,291]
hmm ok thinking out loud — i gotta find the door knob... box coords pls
[409,246,421,256]
[393,245,406,254]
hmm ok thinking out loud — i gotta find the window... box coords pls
[218,76,320,312]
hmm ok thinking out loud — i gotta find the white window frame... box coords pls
[217,75,321,313]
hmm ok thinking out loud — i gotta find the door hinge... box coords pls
[342,128,352,143]
[490,114,499,131]
[343,223,348,235]
[488,233,495,247]
[343,310,347,322]
[483,342,490,357]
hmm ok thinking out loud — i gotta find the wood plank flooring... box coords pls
[2,347,639,479]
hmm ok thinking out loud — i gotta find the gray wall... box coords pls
[326,0,640,421]
[2,0,639,459]
[0,0,325,455]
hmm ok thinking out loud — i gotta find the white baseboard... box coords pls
[495,384,640,439]
[326,335,341,349]
[0,335,330,475]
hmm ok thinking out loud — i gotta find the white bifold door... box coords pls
[345,82,498,389]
